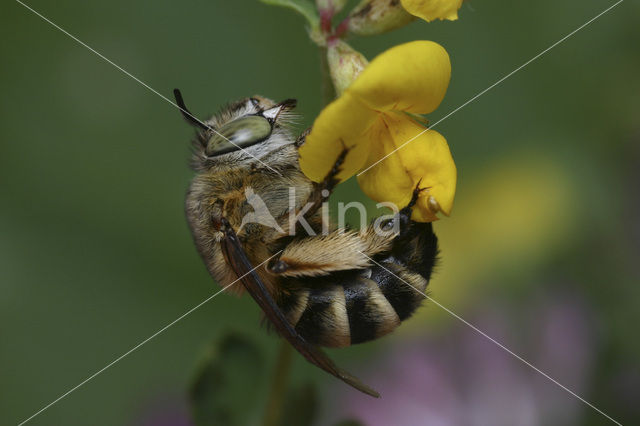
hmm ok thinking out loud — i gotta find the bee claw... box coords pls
[395,182,431,236]
[407,180,430,209]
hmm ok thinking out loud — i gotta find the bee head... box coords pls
[173,89,298,166]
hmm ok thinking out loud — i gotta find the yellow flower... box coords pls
[401,0,463,22]
[299,41,456,222]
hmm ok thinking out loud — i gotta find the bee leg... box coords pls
[220,218,379,398]
[322,145,349,190]
[391,181,430,237]
[267,223,397,277]
[294,127,311,147]
[283,146,350,234]
[307,146,349,210]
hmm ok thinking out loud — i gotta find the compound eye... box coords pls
[206,115,273,156]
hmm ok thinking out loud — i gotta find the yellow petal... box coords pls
[298,92,377,182]
[357,112,456,222]
[357,117,416,211]
[347,40,451,115]
[401,0,463,22]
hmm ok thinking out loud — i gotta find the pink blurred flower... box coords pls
[327,293,595,426]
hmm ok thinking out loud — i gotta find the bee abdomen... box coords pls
[281,263,428,348]
[342,277,401,345]
[289,285,351,347]
[341,263,428,345]
[371,262,428,321]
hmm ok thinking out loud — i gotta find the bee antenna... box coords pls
[173,88,207,130]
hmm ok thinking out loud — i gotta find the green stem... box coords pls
[320,47,336,106]
[262,341,294,426]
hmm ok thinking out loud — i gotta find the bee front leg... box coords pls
[301,146,349,217]
[278,146,350,237]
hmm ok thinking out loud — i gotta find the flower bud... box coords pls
[316,0,348,15]
[327,40,369,95]
[347,0,415,36]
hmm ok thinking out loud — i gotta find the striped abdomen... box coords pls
[279,222,438,347]
[278,222,438,348]
[279,261,430,348]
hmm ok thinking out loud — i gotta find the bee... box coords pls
[175,89,438,397]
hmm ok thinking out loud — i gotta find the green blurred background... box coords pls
[2,0,639,425]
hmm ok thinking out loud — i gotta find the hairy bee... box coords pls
[176,89,438,397]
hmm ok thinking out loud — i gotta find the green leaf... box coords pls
[259,0,320,28]
[190,333,266,426]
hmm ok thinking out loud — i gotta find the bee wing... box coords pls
[220,220,379,398]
